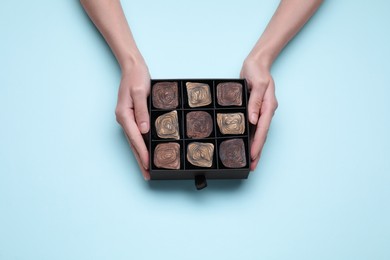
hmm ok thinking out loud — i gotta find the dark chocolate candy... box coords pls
[186,111,213,139]
[154,142,180,169]
[219,139,246,168]
[187,142,214,167]
[152,82,179,109]
[216,82,242,106]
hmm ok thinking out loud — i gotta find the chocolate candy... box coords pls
[154,142,180,169]
[186,111,213,139]
[219,139,246,168]
[186,82,212,107]
[217,82,242,106]
[152,82,179,109]
[155,110,180,139]
[217,112,245,135]
[187,142,214,167]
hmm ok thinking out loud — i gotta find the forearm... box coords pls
[248,0,323,68]
[80,0,143,71]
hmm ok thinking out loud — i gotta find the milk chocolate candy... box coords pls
[217,112,245,135]
[155,110,180,139]
[186,111,213,139]
[219,139,246,168]
[187,142,214,167]
[154,142,180,169]
[216,82,242,106]
[152,82,179,109]
[186,82,212,107]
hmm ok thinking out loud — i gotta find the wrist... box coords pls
[246,47,274,70]
[119,51,146,73]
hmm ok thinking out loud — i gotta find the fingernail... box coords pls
[140,122,148,134]
[251,151,260,161]
[250,113,258,124]
[251,154,259,161]
[144,174,151,181]
[142,161,149,171]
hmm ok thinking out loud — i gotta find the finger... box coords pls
[132,88,150,134]
[250,78,277,162]
[117,109,149,171]
[125,133,151,181]
[250,106,274,163]
[250,155,261,171]
[247,85,266,125]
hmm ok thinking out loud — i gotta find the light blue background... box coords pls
[1,0,389,259]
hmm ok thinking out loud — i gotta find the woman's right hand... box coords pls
[240,57,278,171]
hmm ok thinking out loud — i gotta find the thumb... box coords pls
[247,85,266,125]
[132,90,150,134]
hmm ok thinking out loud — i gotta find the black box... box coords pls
[147,79,251,183]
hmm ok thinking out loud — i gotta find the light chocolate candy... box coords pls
[155,110,180,139]
[186,82,212,107]
[217,112,245,135]
[187,142,214,168]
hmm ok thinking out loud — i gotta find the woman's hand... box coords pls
[240,57,278,171]
[80,0,154,180]
[239,0,322,170]
[115,59,151,180]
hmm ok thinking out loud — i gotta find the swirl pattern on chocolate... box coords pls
[187,142,214,168]
[186,82,212,107]
[155,110,180,139]
[154,142,181,169]
[186,111,213,139]
[216,82,242,106]
[152,82,179,109]
[219,139,246,168]
[217,112,245,135]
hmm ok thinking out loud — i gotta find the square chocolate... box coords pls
[186,82,212,108]
[217,112,245,135]
[155,110,180,139]
[186,111,213,139]
[154,142,181,169]
[217,82,243,106]
[187,142,214,168]
[219,139,246,168]
[152,82,179,109]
